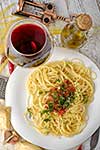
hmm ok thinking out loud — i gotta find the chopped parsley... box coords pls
[41,109,49,115]
[52,92,58,99]
[64,101,70,108]
[55,79,61,83]
[48,102,54,112]
[59,96,65,105]
[60,85,65,91]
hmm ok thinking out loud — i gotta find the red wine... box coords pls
[11,24,46,55]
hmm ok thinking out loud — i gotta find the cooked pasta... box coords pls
[25,60,94,136]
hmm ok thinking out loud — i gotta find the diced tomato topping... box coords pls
[44,104,48,109]
[68,86,75,92]
[50,87,57,92]
[54,103,59,110]
[48,95,54,101]
[64,79,71,84]
[64,91,69,96]
[58,93,62,96]
[53,109,57,113]
[58,109,65,116]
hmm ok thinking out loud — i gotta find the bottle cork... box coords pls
[76,14,92,31]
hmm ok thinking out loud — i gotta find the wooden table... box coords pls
[0,0,100,149]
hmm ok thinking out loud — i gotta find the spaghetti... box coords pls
[25,60,94,136]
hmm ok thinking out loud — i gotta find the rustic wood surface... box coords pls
[0,0,100,149]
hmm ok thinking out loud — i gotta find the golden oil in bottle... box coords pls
[61,14,92,49]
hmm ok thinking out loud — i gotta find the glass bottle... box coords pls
[61,14,92,49]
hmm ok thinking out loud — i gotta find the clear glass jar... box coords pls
[61,14,92,49]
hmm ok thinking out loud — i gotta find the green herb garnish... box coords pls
[64,101,70,108]
[60,85,65,91]
[52,92,58,99]
[41,109,49,115]
[48,102,54,112]
[55,79,61,83]
[59,96,65,105]
[41,103,54,115]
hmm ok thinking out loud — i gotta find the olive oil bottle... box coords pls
[61,14,92,49]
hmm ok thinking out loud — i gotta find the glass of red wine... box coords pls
[6,19,53,67]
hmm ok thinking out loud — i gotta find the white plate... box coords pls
[5,47,100,150]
